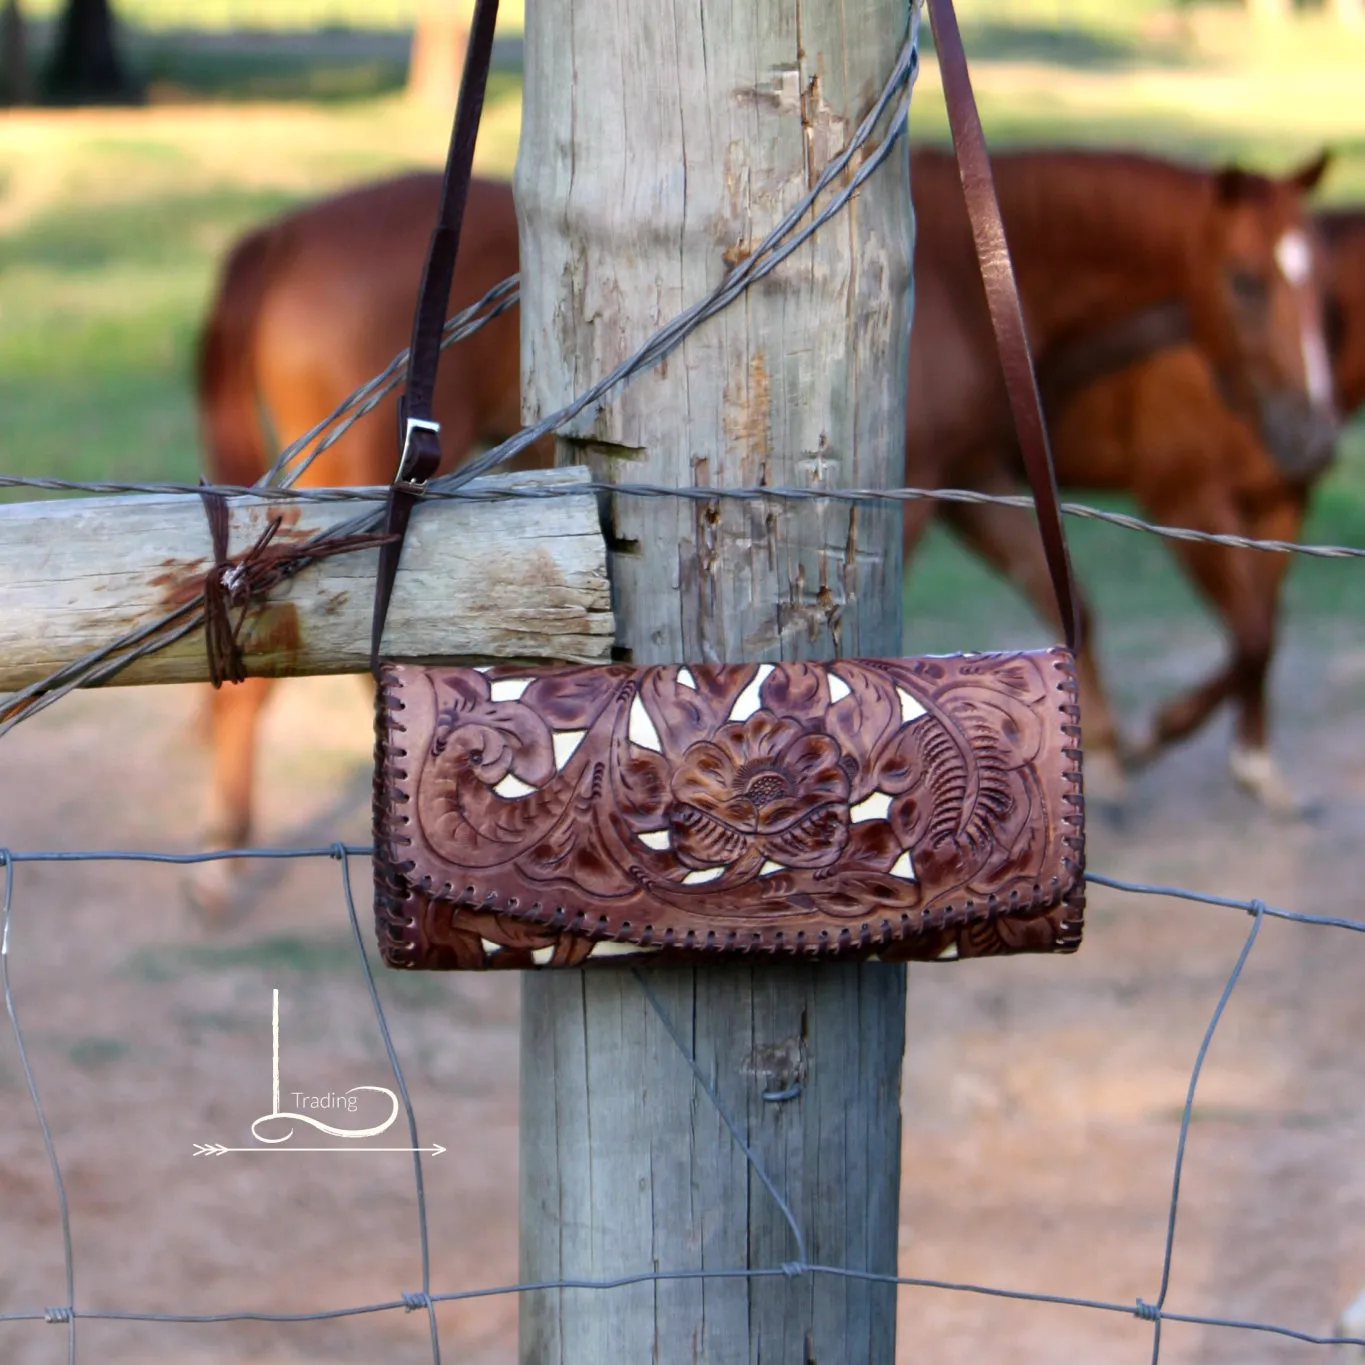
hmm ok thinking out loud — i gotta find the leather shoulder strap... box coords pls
[371,0,500,675]
[926,0,1081,651]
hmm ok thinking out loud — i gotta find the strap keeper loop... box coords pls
[395,416,442,495]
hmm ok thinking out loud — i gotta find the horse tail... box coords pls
[196,222,283,488]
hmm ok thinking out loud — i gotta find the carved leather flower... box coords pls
[667,713,851,873]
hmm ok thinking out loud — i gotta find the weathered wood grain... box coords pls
[516,0,915,1359]
[0,467,613,691]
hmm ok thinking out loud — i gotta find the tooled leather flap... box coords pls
[377,653,1083,956]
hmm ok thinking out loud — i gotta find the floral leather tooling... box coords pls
[373,654,1084,968]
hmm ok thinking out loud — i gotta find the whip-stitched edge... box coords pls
[1050,647,1087,953]
[373,663,423,968]
[372,650,1086,968]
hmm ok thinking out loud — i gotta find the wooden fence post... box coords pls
[515,0,913,1360]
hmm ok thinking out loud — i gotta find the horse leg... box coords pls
[901,489,939,567]
[187,675,276,919]
[187,687,214,746]
[1136,488,1303,812]
[1226,494,1306,809]
[937,480,1130,805]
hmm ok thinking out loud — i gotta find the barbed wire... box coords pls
[6,469,1365,560]
[262,275,522,492]
[2,845,1363,1360]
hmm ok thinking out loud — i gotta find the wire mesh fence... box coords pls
[2,845,1364,1363]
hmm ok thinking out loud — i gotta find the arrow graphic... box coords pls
[194,1142,446,1156]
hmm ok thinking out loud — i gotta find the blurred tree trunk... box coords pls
[0,0,29,105]
[41,0,141,105]
[406,0,470,109]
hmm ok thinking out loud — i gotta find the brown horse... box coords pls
[1319,206,1365,416]
[901,146,1338,810]
[191,150,1335,904]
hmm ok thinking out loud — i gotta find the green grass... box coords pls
[0,81,521,489]
[67,1035,132,1069]
[0,182,296,485]
[21,0,527,34]
[139,44,411,103]
[130,932,361,978]
[18,4,526,103]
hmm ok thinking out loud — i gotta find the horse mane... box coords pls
[992,148,1212,266]
[909,143,1302,331]
[955,145,1241,266]
[1317,205,1365,244]
[1316,206,1365,414]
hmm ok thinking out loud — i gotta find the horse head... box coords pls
[1190,149,1339,482]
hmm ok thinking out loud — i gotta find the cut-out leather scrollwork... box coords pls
[372,652,1084,970]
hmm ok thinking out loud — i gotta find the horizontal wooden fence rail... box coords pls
[0,467,614,692]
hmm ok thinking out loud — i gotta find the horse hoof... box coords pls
[1081,748,1124,808]
[1116,722,1160,772]
[1336,1286,1365,1357]
[183,857,242,926]
[1228,744,1302,817]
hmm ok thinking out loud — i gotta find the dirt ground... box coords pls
[2,624,1365,1365]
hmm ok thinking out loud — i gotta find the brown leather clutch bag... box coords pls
[367,0,1086,970]
[373,654,1083,968]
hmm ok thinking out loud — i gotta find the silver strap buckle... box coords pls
[395,417,442,494]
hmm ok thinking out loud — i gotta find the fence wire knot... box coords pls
[196,480,397,691]
[781,1262,806,1279]
[43,1306,73,1325]
[1247,898,1268,918]
[1134,1298,1161,1321]
[402,1290,432,1313]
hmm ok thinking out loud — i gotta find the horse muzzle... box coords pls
[1258,392,1341,484]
